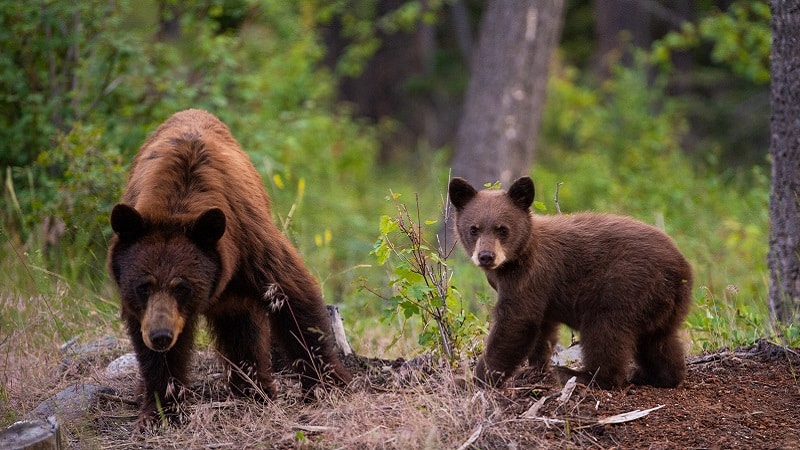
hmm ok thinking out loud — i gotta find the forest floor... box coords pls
[5,339,800,449]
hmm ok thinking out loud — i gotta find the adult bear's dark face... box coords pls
[109,204,224,352]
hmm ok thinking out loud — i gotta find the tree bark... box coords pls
[450,0,565,189]
[768,1,800,325]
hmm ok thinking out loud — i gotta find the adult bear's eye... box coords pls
[469,225,479,236]
[496,226,509,238]
[172,280,192,300]
[135,283,152,300]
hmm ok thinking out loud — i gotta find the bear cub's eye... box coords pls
[496,226,509,238]
[469,225,479,236]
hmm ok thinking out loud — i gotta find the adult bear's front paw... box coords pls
[474,356,507,387]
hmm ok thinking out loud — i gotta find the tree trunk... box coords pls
[768,1,800,325]
[592,0,650,76]
[449,0,565,190]
[157,1,182,41]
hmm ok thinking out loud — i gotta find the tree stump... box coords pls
[0,417,61,450]
[327,305,353,356]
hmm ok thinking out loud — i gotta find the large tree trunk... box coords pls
[450,0,565,189]
[768,1,800,325]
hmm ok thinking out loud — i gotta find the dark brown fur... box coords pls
[449,176,692,389]
[108,109,350,425]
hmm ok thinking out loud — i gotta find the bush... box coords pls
[363,191,486,360]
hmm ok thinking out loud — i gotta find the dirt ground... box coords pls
[7,339,800,449]
[488,339,800,449]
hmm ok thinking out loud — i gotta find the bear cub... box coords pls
[449,176,692,389]
[108,109,350,426]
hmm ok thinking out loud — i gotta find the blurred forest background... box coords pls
[0,0,780,366]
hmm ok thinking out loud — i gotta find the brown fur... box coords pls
[449,176,692,389]
[108,109,350,425]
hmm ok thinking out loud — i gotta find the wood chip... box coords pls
[520,394,553,419]
[292,424,339,433]
[557,376,578,404]
[456,423,483,450]
[595,404,665,425]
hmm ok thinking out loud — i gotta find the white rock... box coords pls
[105,353,138,378]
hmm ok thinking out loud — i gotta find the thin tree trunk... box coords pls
[593,0,650,76]
[768,1,800,325]
[450,0,565,189]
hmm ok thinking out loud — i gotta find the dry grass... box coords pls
[5,308,800,449]
[6,277,785,449]
[2,325,577,449]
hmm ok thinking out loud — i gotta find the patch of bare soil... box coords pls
[492,339,800,449]
[9,339,800,449]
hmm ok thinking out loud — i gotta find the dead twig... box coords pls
[456,423,483,450]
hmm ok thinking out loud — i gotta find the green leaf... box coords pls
[380,306,397,323]
[372,239,392,265]
[379,215,398,234]
[399,300,420,319]
[393,264,424,284]
[408,284,434,300]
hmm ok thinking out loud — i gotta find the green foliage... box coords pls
[1,0,384,289]
[540,54,691,214]
[688,286,768,351]
[311,0,446,78]
[36,125,125,283]
[0,1,136,167]
[2,123,126,290]
[652,1,770,85]
[364,191,486,360]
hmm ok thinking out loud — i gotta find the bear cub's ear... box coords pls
[110,204,145,241]
[507,177,535,211]
[189,208,226,248]
[449,177,478,210]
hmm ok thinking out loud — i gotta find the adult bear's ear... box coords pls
[110,204,145,241]
[508,177,535,211]
[189,208,226,248]
[449,177,478,210]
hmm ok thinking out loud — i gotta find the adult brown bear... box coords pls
[448,176,692,389]
[108,109,351,426]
